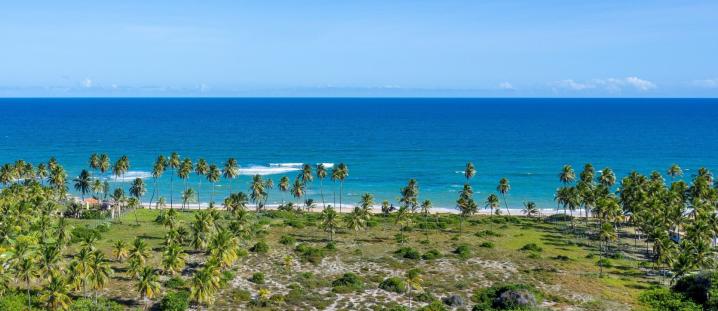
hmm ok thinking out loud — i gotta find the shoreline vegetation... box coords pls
[0,154,716,310]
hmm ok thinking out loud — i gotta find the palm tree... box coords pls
[39,274,72,310]
[223,158,239,194]
[113,155,130,185]
[129,178,146,224]
[485,194,500,228]
[279,176,290,204]
[394,206,412,244]
[209,228,239,268]
[36,163,48,185]
[523,201,538,218]
[112,240,129,262]
[168,152,181,207]
[190,264,221,307]
[668,164,683,182]
[16,256,39,309]
[178,158,193,200]
[162,243,187,275]
[301,163,313,200]
[206,164,220,205]
[129,238,150,266]
[317,164,327,208]
[150,155,166,208]
[89,153,100,176]
[98,154,111,181]
[331,163,348,213]
[89,251,113,303]
[599,167,616,188]
[559,164,576,185]
[74,169,92,200]
[598,222,617,277]
[182,188,196,209]
[457,184,478,237]
[464,162,476,182]
[320,206,340,241]
[250,175,266,212]
[136,267,161,310]
[91,179,104,203]
[195,158,209,209]
[400,179,419,213]
[497,177,511,215]
[38,243,62,282]
[48,165,68,199]
[405,269,423,310]
[290,177,305,207]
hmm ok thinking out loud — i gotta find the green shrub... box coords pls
[422,249,442,260]
[554,255,570,261]
[325,241,337,250]
[672,271,718,308]
[519,243,543,252]
[251,241,269,253]
[295,243,326,264]
[418,300,448,311]
[596,258,612,268]
[639,288,701,311]
[332,272,364,293]
[250,272,266,284]
[454,244,471,259]
[545,213,573,222]
[165,276,187,289]
[379,277,407,293]
[279,234,296,245]
[159,290,190,311]
[0,293,27,311]
[395,247,421,260]
[70,226,101,244]
[479,241,495,248]
[471,283,542,310]
[69,297,124,311]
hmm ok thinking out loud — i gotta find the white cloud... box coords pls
[82,78,93,88]
[692,79,718,88]
[553,77,656,92]
[498,82,514,90]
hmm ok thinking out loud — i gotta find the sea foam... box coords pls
[111,171,152,181]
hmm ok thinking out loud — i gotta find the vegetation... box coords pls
[2,156,718,309]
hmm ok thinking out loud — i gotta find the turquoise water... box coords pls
[1,98,717,209]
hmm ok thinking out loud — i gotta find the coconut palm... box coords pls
[485,194,500,227]
[250,174,267,212]
[16,256,39,309]
[38,243,62,281]
[89,153,100,175]
[136,267,161,310]
[112,155,130,184]
[598,222,617,277]
[36,163,48,185]
[39,274,72,311]
[129,238,150,266]
[559,165,576,185]
[400,179,419,213]
[150,155,166,208]
[206,164,220,204]
[0,163,16,186]
[317,164,328,208]
[182,188,196,209]
[112,240,129,262]
[394,206,412,244]
[208,228,239,268]
[405,269,423,310]
[497,177,511,215]
[599,167,616,188]
[178,158,193,195]
[331,163,348,213]
[290,177,305,207]
[523,201,539,218]
[168,152,181,207]
[279,176,290,204]
[48,165,68,199]
[98,154,111,179]
[457,184,478,237]
[194,158,209,209]
[320,206,340,241]
[464,162,476,182]
[301,163,313,198]
[668,164,683,182]
[89,251,113,303]
[129,178,146,224]
[162,243,186,275]
[190,264,221,306]
[73,170,92,200]
[222,158,239,193]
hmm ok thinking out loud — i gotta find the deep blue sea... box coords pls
[1,98,717,209]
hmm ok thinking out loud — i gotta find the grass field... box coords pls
[64,208,658,310]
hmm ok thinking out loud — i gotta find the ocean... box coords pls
[1,98,716,209]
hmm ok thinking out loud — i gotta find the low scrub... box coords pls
[379,277,407,293]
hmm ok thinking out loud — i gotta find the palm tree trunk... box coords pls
[170,171,174,208]
[320,179,325,209]
[149,177,157,209]
[502,194,511,215]
[197,179,202,210]
[339,182,344,213]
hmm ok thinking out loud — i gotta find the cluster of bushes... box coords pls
[639,288,700,311]
[519,243,543,252]
[250,241,269,253]
[379,277,407,293]
[454,244,471,259]
[279,234,296,246]
[475,230,503,238]
[158,290,190,311]
[395,247,421,259]
[70,226,102,243]
[471,284,542,310]
[331,272,364,293]
[479,241,495,248]
[544,214,573,222]
[295,243,326,264]
[422,249,442,260]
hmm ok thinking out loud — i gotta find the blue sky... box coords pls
[1,1,717,97]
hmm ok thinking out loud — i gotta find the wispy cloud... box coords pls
[692,79,718,88]
[498,82,515,90]
[552,76,656,92]
[82,78,93,88]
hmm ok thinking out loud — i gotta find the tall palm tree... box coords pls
[223,158,239,194]
[400,179,419,213]
[129,178,146,224]
[291,177,305,208]
[206,164,220,205]
[317,164,327,208]
[74,169,92,200]
[496,177,511,215]
[89,251,113,304]
[98,154,111,181]
[301,163,313,200]
[485,193,500,225]
[39,274,72,311]
[559,164,576,185]
[150,155,166,208]
[331,163,349,213]
[279,176,290,204]
[420,199,432,239]
[464,162,476,182]
[668,164,683,182]
[89,153,100,177]
[457,184,477,237]
[113,155,130,184]
[394,206,412,244]
[48,165,68,199]
[178,158,193,199]
[136,267,161,310]
[38,243,62,282]
[320,206,340,241]
[182,188,196,209]
[190,264,221,307]
[405,269,423,310]
[168,152,181,208]
[195,158,209,209]
[16,256,39,309]
[36,163,48,185]
[523,201,539,218]
[599,167,616,188]
[250,175,266,212]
